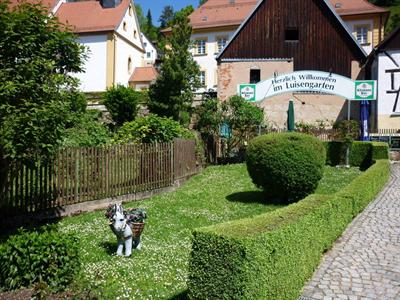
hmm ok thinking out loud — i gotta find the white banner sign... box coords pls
[238,71,356,101]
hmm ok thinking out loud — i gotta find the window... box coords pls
[355,25,369,45]
[134,30,137,39]
[128,57,132,73]
[285,28,299,42]
[195,39,207,55]
[250,69,260,84]
[216,36,228,53]
[123,22,127,31]
[199,71,206,86]
[128,5,132,16]
[144,42,147,47]
[146,52,151,58]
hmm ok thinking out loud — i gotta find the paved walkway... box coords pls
[301,163,400,300]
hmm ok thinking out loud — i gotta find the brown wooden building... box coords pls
[216,0,369,127]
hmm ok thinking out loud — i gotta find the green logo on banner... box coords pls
[239,84,256,101]
[354,80,376,101]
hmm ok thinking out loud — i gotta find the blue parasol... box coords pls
[360,100,369,141]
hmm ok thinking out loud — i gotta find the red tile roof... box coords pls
[189,0,258,30]
[7,0,59,12]
[129,66,158,83]
[329,0,388,16]
[56,0,130,33]
[188,0,388,31]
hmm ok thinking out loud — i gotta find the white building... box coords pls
[142,34,158,66]
[55,0,145,92]
[10,0,146,93]
[368,27,400,130]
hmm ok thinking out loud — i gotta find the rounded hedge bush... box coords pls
[0,226,80,292]
[246,132,326,202]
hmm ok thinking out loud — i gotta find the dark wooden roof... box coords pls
[375,26,400,52]
[217,0,367,78]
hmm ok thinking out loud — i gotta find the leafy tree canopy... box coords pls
[0,1,86,163]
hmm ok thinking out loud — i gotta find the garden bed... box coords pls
[1,163,364,299]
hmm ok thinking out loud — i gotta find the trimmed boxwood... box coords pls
[324,141,389,168]
[246,132,326,202]
[187,160,390,300]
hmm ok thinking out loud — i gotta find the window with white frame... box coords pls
[216,36,228,53]
[199,71,206,86]
[355,25,369,44]
[195,39,207,55]
[146,52,151,58]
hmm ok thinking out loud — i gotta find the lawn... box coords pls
[55,164,360,299]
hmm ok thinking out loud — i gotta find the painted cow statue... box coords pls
[105,203,147,257]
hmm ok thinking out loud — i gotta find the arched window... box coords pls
[134,30,137,39]
[123,22,127,31]
[128,5,132,16]
[128,57,132,73]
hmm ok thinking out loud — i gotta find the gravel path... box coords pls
[301,163,400,300]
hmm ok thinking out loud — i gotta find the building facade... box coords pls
[216,0,368,127]
[56,0,145,93]
[187,0,387,93]
[368,27,400,130]
[142,34,158,67]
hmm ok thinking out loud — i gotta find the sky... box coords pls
[135,0,199,25]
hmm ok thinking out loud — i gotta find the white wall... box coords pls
[75,34,108,92]
[142,34,157,66]
[116,2,144,51]
[377,51,400,114]
[344,19,374,54]
[191,29,235,91]
[115,36,144,86]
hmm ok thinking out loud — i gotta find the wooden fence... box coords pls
[0,139,197,217]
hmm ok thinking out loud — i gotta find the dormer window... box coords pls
[202,16,208,21]
[335,3,342,8]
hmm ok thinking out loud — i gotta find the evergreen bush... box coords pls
[113,114,194,144]
[246,132,326,202]
[0,226,80,292]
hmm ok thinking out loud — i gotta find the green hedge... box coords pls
[187,160,390,299]
[324,141,389,168]
[0,226,80,292]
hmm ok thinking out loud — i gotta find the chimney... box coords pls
[100,0,122,9]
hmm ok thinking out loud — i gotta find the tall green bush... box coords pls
[62,110,111,148]
[246,132,326,202]
[0,226,80,292]
[113,114,194,144]
[102,85,144,127]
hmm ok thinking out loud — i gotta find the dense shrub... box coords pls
[246,132,326,202]
[324,141,389,168]
[113,114,194,144]
[102,85,145,127]
[0,226,80,292]
[188,159,390,300]
[62,110,111,148]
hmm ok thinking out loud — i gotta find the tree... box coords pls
[0,1,86,195]
[368,0,400,6]
[0,1,85,160]
[196,96,264,161]
[134,3,147,30]
[159,5,174,29]
[144,9,158,42]
[148,6,200,125]
[199,0,208,6]
[102,85,144,127]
